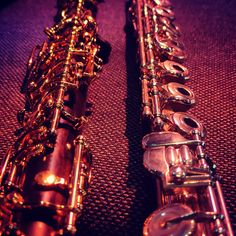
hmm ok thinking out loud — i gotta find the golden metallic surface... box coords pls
[34,171,67,187]
[0,0,108,235]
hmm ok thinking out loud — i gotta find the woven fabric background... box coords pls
[0,0,235,235]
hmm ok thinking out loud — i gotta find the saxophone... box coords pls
[129,0,234,235]
[0,0,110,235]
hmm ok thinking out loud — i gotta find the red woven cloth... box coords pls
[0,0,235,235]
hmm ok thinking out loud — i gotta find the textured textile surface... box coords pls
[0,0,235,235]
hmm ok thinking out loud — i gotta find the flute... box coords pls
[129,0,233,235]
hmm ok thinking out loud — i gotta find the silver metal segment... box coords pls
[143,204,196,236]
[132,0,233,234]
[172,112,206,138]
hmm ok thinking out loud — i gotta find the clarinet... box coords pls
[0,0,110,235]
[129,0,233,235]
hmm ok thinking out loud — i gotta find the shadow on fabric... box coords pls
[124,1,157,235]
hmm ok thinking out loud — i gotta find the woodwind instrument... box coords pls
[129,0,234,235]
[0,0,110,235]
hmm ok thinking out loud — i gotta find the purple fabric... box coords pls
[0,0,235,235]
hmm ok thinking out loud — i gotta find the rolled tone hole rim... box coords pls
[177,87,190,96]
[167,82,195,100]
[172,112,205,137]
[184,117,199,128]
[173,64,184,72]
[162,60,189,80]
[143,203,196,236]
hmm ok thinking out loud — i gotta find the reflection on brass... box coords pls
[34,170,67,188]
[0,0,110,235]
[130,0,233,235]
